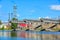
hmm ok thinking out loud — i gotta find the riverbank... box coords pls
[0,23,60,32]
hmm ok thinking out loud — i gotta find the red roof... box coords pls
[19,23,28,27]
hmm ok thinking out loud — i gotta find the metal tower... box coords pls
[13,4,17,19]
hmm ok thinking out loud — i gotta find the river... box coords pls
[0,30,60,40]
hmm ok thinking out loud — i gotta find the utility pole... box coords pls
[8,13,10,22]
[8,12,11,26]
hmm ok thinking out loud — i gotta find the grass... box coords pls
[52,28,60,31]
[0,27,12,30]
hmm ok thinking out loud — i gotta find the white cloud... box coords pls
[50,5,60,10]
[2,21,8,23]
[38,17,41,19]
[45,16,51,19]
[17,14,20,17]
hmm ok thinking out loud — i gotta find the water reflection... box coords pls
[0,31,11,37]
[11,31,17,37]
[0,31,60,40]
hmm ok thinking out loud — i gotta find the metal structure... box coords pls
[13,4,17,19]
[8,13,10,22]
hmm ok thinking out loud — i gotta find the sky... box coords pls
[0,0,60,21]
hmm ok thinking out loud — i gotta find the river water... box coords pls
[0,30,60,40]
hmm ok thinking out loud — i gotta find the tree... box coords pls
[11,22,18,30]
[12,18,18,21]
[11,18,18,31]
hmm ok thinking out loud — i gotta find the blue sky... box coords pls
[0,0,60,21]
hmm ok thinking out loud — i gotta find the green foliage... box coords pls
[52,28,60,31]
[2,26,4,30]
[11,22,18,29]
[11,17,18,30]
[12,17,18,21]
[0,26,4,30]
